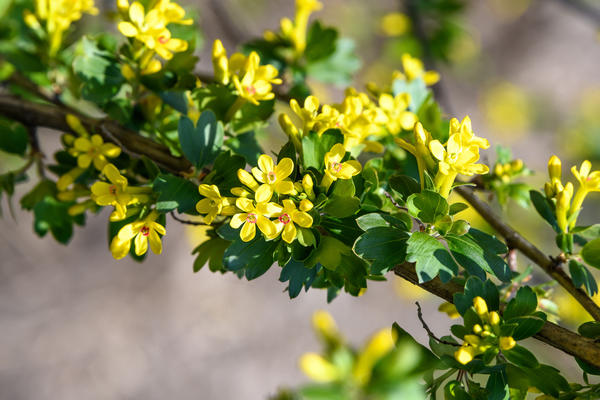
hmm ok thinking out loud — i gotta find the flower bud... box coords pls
[556,182,573,233]
[548,155,562,184]
[488,311,500,326]
[473,324,482,334]
[212,39,229,85]
[473,296,488,316]
[499,336,516,351]
[454,346,475,365]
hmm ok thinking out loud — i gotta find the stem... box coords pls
[225,96,247,122]
[455,185,600,321]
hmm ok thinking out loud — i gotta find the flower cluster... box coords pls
[279,86,419,154]
[492,158,525,183]
[544,155,600,233]
[454,297,516,365]
[118,0,191,75]
[24,0,98,56]
[397,116,489,198]
[212,39,282,107]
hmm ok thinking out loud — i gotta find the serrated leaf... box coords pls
[279,259,319,298]
[406,231,457,283]
[446,234,511,282]
[406,190,448,224]
[152,173,201,214]
[582,238,600,269]
[178,112,224,168]
[192,237,230,272]
[569,259,598,295]
[222,235,278,280]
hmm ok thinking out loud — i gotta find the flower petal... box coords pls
[255,184,273,203]
[134,232,148,256]
[236,198,255,212]
[257,216,277,238]
[240,221,256,242]
[275,158,294,180]
[230,213,246,229]
[282,222,297,244]
[149,230,163,254]
[293,211,313,228]
[258,154,274,173]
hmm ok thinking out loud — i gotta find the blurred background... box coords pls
[1,0,600,398]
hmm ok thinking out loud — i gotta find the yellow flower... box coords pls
[353,328,395,385]
[230,191,279,242]
[72,134,121,170]
[429,119,489,198]
[380,12,410,37]
[232,52,282,105]
[377,92,418,135]
[271,199,313,243]
[312,310,341,344]
[334,93,381,151]
[395,122,436,190]
[321,143,362,190]
[251,155,295,199]
[545,155,564,198]
[277,0,323,54]
[118,1,188,61]
[212,39,229,85]
[91,164,131,219]
[556,182,573,233]
[472,296,488,316]
[396,53,440,86]
[570,160,600,220]
[454,345,476,365]
[299,353,339,383]
[290,95,321,133]
[195,184,237,224]
[56,167,85,191]
[32,0,98,56]
[110,211,166,259]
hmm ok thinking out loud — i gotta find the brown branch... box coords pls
[393,262,600,368]
[416,301,459,346]
[455,185,600,321]
[0,94,192,174]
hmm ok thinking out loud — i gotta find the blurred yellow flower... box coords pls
[379,12,410,37]
[482,82,533,139]
[73,134,121,170]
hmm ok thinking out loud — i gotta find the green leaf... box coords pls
[504,286,538,320]
[33,197,81,244]
[353,227,409,274]
[392,77,429,112]
[192,83,237,121]
[323,196,360,218]
[406,231,458,283]
[279,259,320,298]
[225,130,263,166]
[524,364,569,397]
[230,99,275,133]
[529,190,559,233]
[192,237,230,273]
[575,357,600,376]
[152,173,201,214]
[503,345,538,368]
[389,174,420,200]
[205,151,246,193]
[355,212,408,231]
[486,370,510,400]
[578,321,600,339]
[301,129,343,170]
[178,112,224,168]
[454,277,500,316]
[306,236,352,271]
[305,38,361,86]
[446,234,511,282]
[569,259,598,295]
[581,238,600,269]
[0,117,28,155]
[222,235,278,280]
[406,190,448,224]
[466,228,508,255]
[20,179,56,210]
[449,202,469,215]
[305,21,338,61]
[509,312,546,340]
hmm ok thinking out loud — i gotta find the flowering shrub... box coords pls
[2,0,600,399]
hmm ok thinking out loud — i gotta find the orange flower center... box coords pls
[278,213,291,225]
[158,36,168,44]
[108,185,117,195]
[245,85,256,95]
[246,213,257,224]
[330,162,342,173]
[141,226,150,236]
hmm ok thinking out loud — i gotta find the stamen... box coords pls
[330,162,343,173]
[141,226,150,236]
[278,213,291,225]
[246,213,257,224]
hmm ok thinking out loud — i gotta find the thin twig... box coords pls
[384,190,408,211]
[170,211,207,226]
[416,301,459,346]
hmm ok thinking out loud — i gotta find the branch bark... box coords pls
[0,94,192,174]
[455,185,600,322]
[393,262,600,368]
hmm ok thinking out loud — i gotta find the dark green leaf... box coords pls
[33,197,79,244]
[355,212,408,231]
[582,238,600,269]
[152,173,201,214]
[406,190,448,224]
[222,236,278,280]
[305,21,338,61]
[446,234,511,282]
[20,179,56,210]
[569,259,598,295]
[529,190,559,233]
[504,286,538,320]
[454,277,500,316]
[192,237,230,272]
[301,130,343,170]
[225,130,263,166]
[279,259,320,298]
[503,345,538,368]
[389,174,420,200]
[486,370,510,400]
[466,228,508,255]
[509,312,546,340]
[578,321,600,339]
[0,117,28,155]
[406,231,457,283]
[353,227,409,274]
[449,202,469,215]
[178,112,224,168]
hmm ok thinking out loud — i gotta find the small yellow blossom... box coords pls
[556,182,573,233]
[30,0,98,56]
[91,164,131,219]
[251,155,295,199]
[353,328,395,385]
[110,211,166,259]
[570,160,600,219]
[232,52,282,105]
[499,336,516,351]
[438,302,460,319]
[56,167,85,191]
[321,143,362,190]
[395,53,440,86]
[473,296,488,316]
[299,353,339,383]
[275,0,323,54]
[271,199,313,243]
[380,12,410,37]
[72,134,121,170]
[196,184,237,224]
[377,92,418,135]
[454,345,476,365]
[230,191,279,242]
